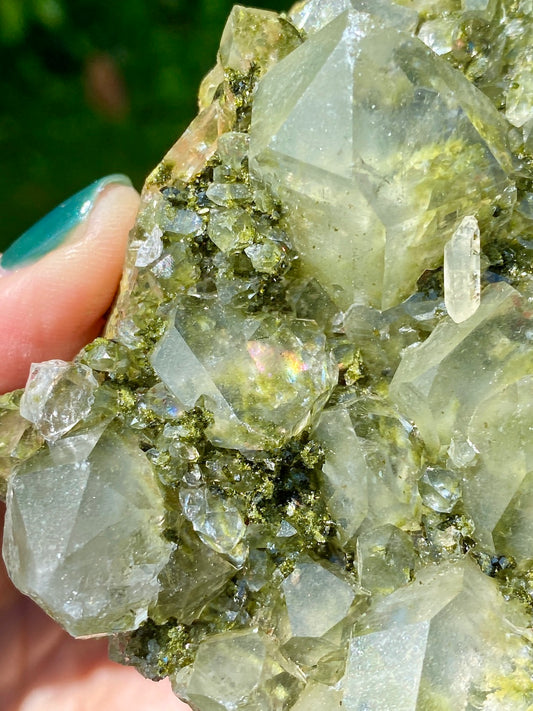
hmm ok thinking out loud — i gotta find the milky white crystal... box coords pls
[289,0,418,35]
[505,40,533,128]
[134,225,164,267]
[444,215,480,323]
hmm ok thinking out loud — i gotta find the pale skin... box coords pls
[0,184,190,710]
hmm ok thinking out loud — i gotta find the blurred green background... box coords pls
[0,0,287,251]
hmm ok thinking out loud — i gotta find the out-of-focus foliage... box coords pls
[0,0,286,250]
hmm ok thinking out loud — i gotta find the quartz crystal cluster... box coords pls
[3,0,533,708]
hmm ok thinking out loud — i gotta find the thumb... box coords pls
[0,177,140,394]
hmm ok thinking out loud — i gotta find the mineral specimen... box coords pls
[3,0,533,709]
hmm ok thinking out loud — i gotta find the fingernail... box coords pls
[1,174,132,270]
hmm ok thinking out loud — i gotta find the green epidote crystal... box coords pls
[3,0,533,708]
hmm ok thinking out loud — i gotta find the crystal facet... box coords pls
[249,9,513,310]
[3,426,171,636]
[151,296,337,452]
[20,360,98,442]
[281,561,355,638]
[343,559,530,711]
[3,1,533,708]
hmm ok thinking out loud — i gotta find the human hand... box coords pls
[0,178,188,710]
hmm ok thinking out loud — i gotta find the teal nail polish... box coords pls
[1,174,132,270]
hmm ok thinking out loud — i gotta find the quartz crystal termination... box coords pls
[443,215,481,323]
[249,3,513,311]
[2,0,533,709]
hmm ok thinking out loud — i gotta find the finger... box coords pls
[0,180,188,709]
[0,179,139,394]
[0,504,17,613]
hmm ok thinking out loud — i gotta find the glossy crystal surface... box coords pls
[249,7,514,310]
[151,296,337,452]
[3,426,171,636]
[2,0,533,708]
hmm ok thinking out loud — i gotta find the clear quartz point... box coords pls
[444,215,481,324]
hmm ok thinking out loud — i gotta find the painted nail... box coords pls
[1,174,132,270]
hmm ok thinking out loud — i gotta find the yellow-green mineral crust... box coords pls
[3,0,533,709]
